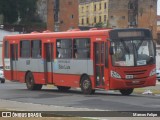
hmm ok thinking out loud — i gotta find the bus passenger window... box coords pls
[73,38,90,59]
[74,50,78,58]
[20,40,31,58]
[56,39,72,59]
[31,40,42,58]
[4,41,9,58]
[105,43,108,68]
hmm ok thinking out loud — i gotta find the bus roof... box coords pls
[4,29,111,40]
[4,28,151,41]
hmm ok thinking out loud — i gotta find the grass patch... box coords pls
[134,88,160,94]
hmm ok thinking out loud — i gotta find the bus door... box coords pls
[10,44,18,80]
[44,43,54,84]
[94,42,105,88]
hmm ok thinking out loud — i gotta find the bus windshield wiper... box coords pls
[135,39,144,52]
[120,39,130,54]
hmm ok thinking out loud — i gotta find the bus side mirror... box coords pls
[110,47,114,55]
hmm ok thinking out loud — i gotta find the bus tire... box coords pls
[80,75,94,94]
[26,72,42,90]
[119,88,134,96]
[0,79,5,83]
[35,84,43,90]
[57,86,71,92]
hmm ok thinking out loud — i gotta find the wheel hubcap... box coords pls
[83,79,90,89]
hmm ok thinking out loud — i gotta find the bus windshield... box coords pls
[111,39,155,67]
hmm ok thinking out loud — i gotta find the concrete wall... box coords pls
[108,0,157,40]
[0,44,2,65]
[59,0,79,31]
[156,44,160,69]
[158,20,160,32]
[138,0,157,40]
[47,0,54,31]
[37,0,78,31]
[108,0,128,28]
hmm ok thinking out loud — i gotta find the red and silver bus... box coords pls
[2,28,156,95]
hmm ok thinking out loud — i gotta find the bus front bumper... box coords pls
[109,75,156,90]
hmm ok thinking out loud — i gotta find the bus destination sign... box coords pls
[118,31,145,38]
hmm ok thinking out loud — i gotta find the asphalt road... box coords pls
[0,80,160,112]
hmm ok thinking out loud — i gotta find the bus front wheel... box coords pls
[80,75,95,94]
[119,88,134,96]
[26,72,42,90]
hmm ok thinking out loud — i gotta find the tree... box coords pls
[94,22,104,28]
[94,21,109,28]
[0,0,38,24]
[17,0,38,24]
[0,0,18,24]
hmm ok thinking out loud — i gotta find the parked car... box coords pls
[0,65,5,83]
[156,69,160,82]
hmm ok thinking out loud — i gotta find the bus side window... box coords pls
[105,42,108,68]
[31,40,42,58]
[4,41,9,58]
[20,40,31,58]
[74,49,78,59]
[73,38,90,59]
[56,39,72,59]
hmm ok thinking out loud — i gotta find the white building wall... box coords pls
[0,29,19,65]
[0,44,2,65]
[156,44,160,69]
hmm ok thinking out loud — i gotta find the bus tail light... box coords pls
[111,71,121,79]
[149,68,156,76]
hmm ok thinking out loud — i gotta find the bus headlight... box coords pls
[111,71,121,79]
[149,68,156,76]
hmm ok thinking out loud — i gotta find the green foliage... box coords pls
[0,0,38,24]
[94,22,104,28]
[17,0,38,24]
[94,22,109,28]
[0,0,18,24]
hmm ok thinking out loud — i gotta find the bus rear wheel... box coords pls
[119,88,134,96]
[0,79,5,83]
[26,72,42,90]
[57,86,71,92]
[80,75,95,94]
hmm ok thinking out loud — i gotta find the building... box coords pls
[157,15,160,44]
[37,0,79,32]
[0,29,19,65]
[158,15,160,31]
[79,0,157,40]
[109,0,157,40]
[79,0,109,27]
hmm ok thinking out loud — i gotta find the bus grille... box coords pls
[124,70,147,79]
[124,70,147,75]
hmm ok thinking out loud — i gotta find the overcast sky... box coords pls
[158,0,160,15]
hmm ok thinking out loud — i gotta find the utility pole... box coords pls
[47,0,54,31]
